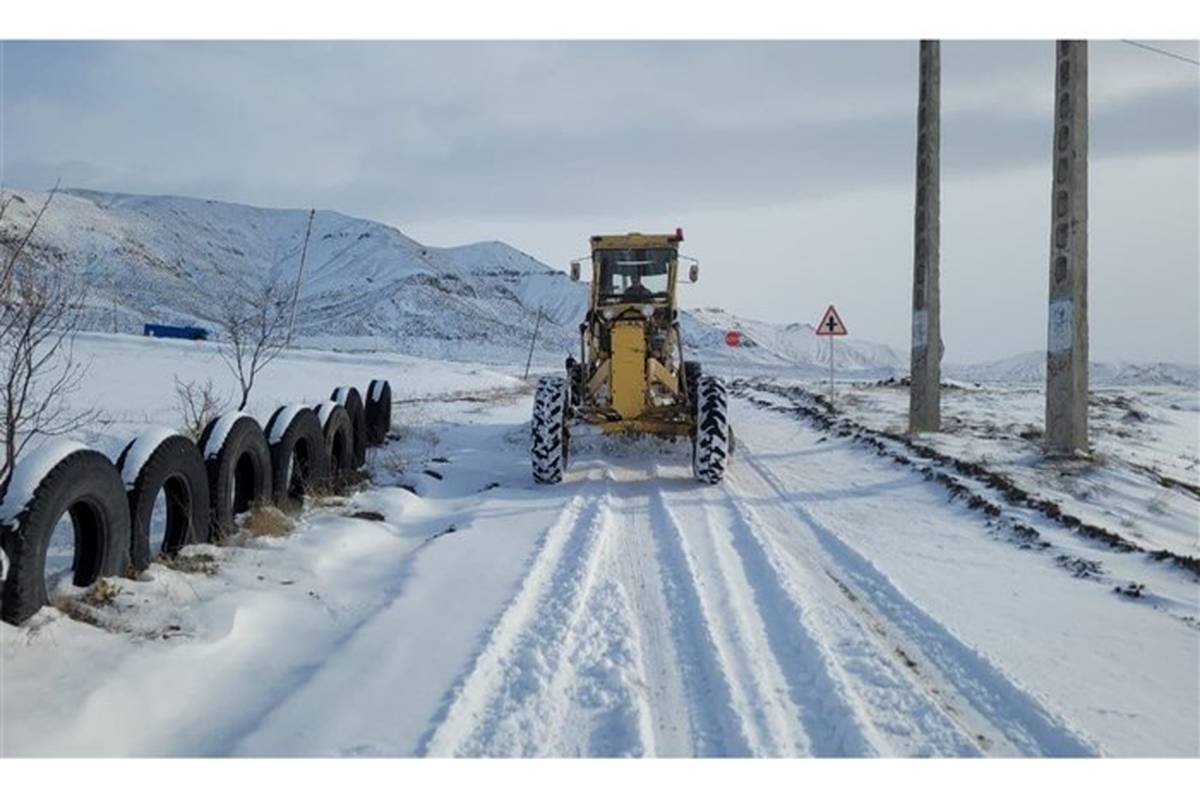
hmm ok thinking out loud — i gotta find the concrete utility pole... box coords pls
[1044,41,1090,455]
[909,40,942,433]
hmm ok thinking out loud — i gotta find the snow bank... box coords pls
[267,405,309,445]
[118,426,179,488]
[0,440,89,527]
[203,412,250,459]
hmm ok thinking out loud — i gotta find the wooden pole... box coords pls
[523,306,543,381]
[286,208,315,348]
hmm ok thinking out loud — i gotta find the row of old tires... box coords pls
[0,380,393,626]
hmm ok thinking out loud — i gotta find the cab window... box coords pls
[595,248,672,303]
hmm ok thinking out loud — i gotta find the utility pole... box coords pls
[286,208,315,349]
[523,306,544,381]
[1045,41,1089,455]
[909,39,942,433]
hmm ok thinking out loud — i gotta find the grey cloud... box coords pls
[3,41,1195,222]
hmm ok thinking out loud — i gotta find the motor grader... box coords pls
[530,229,730,484]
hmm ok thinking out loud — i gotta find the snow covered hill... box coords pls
[0,188,904,371]
[0,188,586,361]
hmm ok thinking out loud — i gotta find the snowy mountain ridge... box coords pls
[0,187,586,360]
[0,187,903,370]
[2,187,1193,383]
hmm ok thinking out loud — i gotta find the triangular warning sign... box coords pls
[815,304,848,336]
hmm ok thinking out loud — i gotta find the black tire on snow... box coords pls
[531,375,569,484]
[364,379,393,446]
[198,414,273,539]
[692,375,730,484]
[683,361,702,416]
[115,433,211,572]
[265,406,330,510]
[315,402,355,484]
[0,450,131,625]
[331,386,368,468]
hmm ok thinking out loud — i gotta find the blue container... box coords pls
[143,323,210,341]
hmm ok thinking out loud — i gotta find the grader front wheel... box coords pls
[692,374,730,484]
[531,375,569,484]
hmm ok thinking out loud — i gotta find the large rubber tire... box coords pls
[265,406,330,510]
[684,361,702,416]
[365,379,393,446]
[198,414,273,539]
[0,450,131,625]
[331,386,367,468]
[531,375,569,484]
[315,402,354,483]
[692,375,730,484]
[116,433,211,572]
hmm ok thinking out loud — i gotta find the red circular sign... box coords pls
[724,330,741,347]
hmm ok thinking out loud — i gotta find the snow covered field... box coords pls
[0,333,1197,757]
[815,377,1199,559]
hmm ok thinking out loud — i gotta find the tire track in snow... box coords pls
[648,478,821,755]
[735,436,1102,756]
[600,473,711,756]
[717,472,985,756]
[419,474,648,756]
[680,479,886,756]
[636,483,757,756]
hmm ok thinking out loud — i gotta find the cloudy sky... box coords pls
[1,40,1196,363]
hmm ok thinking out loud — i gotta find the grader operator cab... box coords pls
[530,228,731,484]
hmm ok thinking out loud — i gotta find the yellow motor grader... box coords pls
[530,228,730,484]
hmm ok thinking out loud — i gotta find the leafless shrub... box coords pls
[213,276,290,411]
[174,376,226,440]
[328,467,371,496]
[240,501,294,538]
[0,184,98,482]
[51,577,129,631]
[308,468,370,503]
[156,550,220,576]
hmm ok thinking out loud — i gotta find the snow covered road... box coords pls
[3,375,1197,757]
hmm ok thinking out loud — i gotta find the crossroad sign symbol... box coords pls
[816,305,848,337]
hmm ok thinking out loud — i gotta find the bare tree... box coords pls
[173,376,226,440]
[0,184,98,483]
[214,275,290,411]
